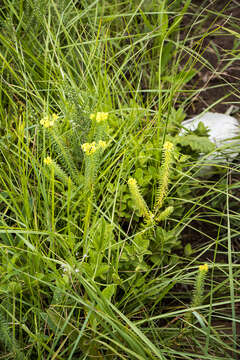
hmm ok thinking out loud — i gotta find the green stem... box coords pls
[83,189,94,255]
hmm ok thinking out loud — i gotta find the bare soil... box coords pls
[181,0,240,117]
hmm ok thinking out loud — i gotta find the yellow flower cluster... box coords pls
[98,140,107,149]
[199,264,208,272]
[163,141,174,151]
[40,114,58,128]
[81,140,107,156]
[44,156,53,165]
[128,177,137,186]
[90,112,109,123]
[81,142,97,155]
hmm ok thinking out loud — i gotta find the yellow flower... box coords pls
[40,114,58,128]
[96,112,108,122]
[52,113,59,121]
[81,142,97,155]
[128,177,137,186]
[82,140,107,155]
[199,264,208,272]
[90,112,109,122]
[44,156,53,165]
[98,140,107,149]
[45,120,52,128]
[163,141,174,151]
[40,118,47,126]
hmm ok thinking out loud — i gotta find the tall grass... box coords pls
[0,0,240,358]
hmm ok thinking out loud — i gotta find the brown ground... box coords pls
[180,0,240,117]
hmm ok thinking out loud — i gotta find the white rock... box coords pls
[179,112,239,177]
[180,112,239,159]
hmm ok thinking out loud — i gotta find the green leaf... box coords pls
[184,243,193,256]
[101,285,115,302]
[133,233,150,253]
[177,135,215,153]
[91,218,114,252]
[95,264,110,278]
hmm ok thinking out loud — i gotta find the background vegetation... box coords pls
[0,0,239,359]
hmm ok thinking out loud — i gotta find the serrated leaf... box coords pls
[133,234,150,252]
[177,135,215,153]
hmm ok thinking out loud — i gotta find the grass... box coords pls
[0,0,240,358]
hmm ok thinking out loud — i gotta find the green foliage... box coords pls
[176,134,216,154]
[0,300,24,359]
[0,0,239,358]
[47,127,81,186]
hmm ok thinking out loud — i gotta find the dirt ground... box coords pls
[181,0,240,117]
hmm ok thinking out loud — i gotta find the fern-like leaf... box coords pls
[176,135,215,153]
[48,128,81,186]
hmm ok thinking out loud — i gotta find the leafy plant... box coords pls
[0,0,240,358]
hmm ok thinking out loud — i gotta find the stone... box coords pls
[180,111,239,176]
